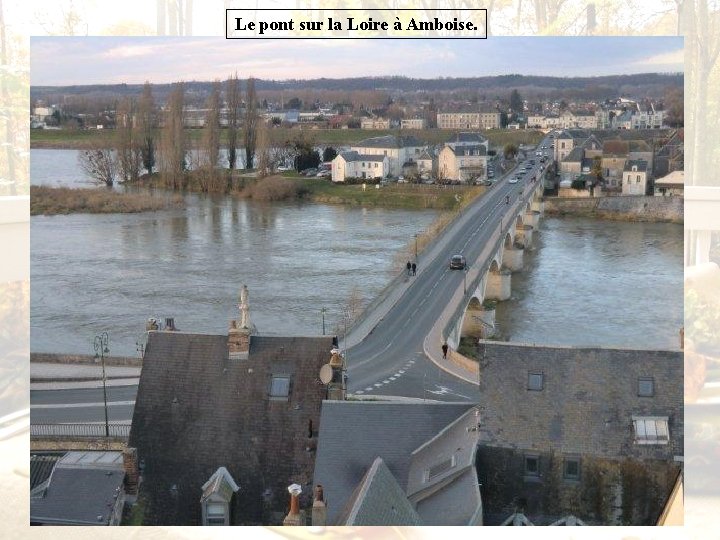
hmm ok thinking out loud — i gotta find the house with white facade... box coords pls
[360,117,390,130]
[349,135,424,177]
[654,170,684,197]
[622,159,649,195]
[331,151,389,182]
[401,118,426,130]
[438,134,490,184]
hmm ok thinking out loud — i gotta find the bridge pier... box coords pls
[531,199,544,214]
[524,210,541,229]
[485,269,511,301]
[462,299,496,339]
[502,245,524,272]
[515,225,534,249]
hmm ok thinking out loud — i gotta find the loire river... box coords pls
[31,150,683,356]
[494,217,683,349]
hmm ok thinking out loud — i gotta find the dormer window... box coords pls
[201,467,240,526]
[425,455,456,482]
[632,165,638,172]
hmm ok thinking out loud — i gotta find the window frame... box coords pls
[269,375,291,400]
[524,454,540,477]
[563,457,581,481]
[527,372,544,391]
[632,416,670,445]
[637,377,655,397]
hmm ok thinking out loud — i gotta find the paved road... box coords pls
[346,136,554,401]
[30,385,137,424]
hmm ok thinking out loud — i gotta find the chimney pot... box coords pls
[165,317,176,331]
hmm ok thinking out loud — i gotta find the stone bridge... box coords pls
[445,180,545,349]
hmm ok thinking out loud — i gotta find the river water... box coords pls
[31,150,683,355]
[493,216,683,349]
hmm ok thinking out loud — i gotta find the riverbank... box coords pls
[30,126,544,149]
[543,195,683,224]
[30,186,185,215]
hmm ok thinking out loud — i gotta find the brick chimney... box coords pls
[228,320,250,360]
[327,348,346,401]
[122,447,139,495]
[311,484,327,526]
[283,484,305,526]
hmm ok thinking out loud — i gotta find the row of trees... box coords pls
[79,76,261,188]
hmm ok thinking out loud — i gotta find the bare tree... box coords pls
[158,82,187,189]
[255,119,271,178]
[202,80,221,170]
[78,144,116,187]
[226,73,242,169]
[137,82,157,174]
[116,97,142,182]
[244,77,258,170]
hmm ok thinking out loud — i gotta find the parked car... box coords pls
[449,254,467,270]
[301,168,318,176]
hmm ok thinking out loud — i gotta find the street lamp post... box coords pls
[321,307,327,336]
[414,233,418,263]
[464,265,469,294]
[94,332,110,438]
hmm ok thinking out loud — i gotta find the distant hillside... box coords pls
[31,73,682,105]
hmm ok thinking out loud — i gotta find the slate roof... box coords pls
[313,401,474,524]
[336,458,422,526]
[30,454,62,490]
[30,451,125,526]
[624,159,648,172]
[417,150,433,161]
[339,151,387,163]
[129,331,335,525]
[476,342,683,460]
[452,144,487,157]
[354,135,422,149]
[563,146,584,163]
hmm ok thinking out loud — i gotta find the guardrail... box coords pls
[30,423,131,438]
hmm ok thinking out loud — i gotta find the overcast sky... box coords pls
[31,36,683,86]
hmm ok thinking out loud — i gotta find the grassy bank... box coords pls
[31,186,184,215]
[31,126,544,149]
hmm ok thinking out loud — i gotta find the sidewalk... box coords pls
[30,362,141,391]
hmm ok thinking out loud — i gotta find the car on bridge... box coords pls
[449,254,467,270]
[509,178,518,184]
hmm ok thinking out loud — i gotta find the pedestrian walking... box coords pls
[442,343,448,359]
[411,262,416,276]
[406,261,412,276]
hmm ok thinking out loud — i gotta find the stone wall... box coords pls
[31,352,142,367]
[544,195,683,223]
[477,446,680,525]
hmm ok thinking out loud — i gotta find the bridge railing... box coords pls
[443,180,542,342]
[30,423,131,438]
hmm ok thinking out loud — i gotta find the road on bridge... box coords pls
[30,385,137,424]
[346,134,554,401]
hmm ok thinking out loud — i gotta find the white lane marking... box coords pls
[31,400,135,409]
[365,387,374,392]
[394,373,402,377]
[389,377,396,381]
[398,370,405,374]
[374,383,383,387]
[382,379,390,384]
[356,390,364,394]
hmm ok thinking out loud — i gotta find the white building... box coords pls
[622,159,649,195]
[349,135,424,177]
[360,117,390,130]
[401,118,426,130]
[654,170,684,197]
[331,151,389,182]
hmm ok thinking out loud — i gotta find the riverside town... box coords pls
[28,36,685,527]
